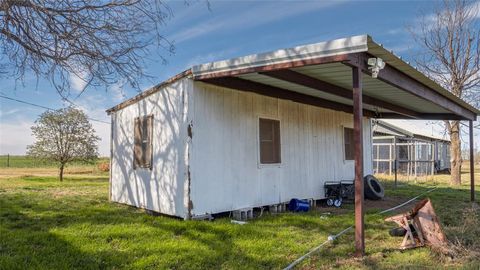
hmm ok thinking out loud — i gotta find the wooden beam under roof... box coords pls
[199,76,467,120]
[379,113,468,120]
[193,54,350,80]
[260,69,421,119]
[199,76,382,118]
[345,53,477,121]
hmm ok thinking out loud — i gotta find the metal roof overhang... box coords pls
[192,35,479,121]
[373,120,414,137]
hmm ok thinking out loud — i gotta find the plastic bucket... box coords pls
[288,198,310,212]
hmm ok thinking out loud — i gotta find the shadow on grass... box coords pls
[0,190,298,269]
[2,176,477,269]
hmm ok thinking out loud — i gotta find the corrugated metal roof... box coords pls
[108,35,478,116]
[192,35,369,75]
[365,36,479,115]
[237,72,389,113]
[374,120,450,142]
[292,63,450,114]
[192,34,479,116]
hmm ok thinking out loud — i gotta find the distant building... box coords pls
[372,120,451,176]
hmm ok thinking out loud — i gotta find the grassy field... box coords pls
[0,165,478,269]
[0,155,109,168]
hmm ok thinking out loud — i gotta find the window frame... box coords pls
[133,114,154,170]
[257,116,282,167]
[343,126,355,162]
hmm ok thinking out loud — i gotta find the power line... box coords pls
[0,94,110,124]
[1,94,54,111]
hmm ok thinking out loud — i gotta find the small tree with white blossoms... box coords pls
[27,107,100,181]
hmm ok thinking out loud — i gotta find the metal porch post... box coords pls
[352,66,365,256]
[469,120,475,202]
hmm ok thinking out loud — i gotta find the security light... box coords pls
[367,57,385,78]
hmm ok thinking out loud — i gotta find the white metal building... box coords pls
[106,35,479,220]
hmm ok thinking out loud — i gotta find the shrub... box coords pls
[98,162,110,172]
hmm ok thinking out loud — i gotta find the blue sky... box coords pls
[0,0,477,156]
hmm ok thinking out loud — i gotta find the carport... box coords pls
[191,35,478,255]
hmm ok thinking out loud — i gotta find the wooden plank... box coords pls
[345,53,477,121]
[193,54,351,80]
[199,77,381,118]
[261,69,420,118]
[352,66,365,257]
[378,113,467,120]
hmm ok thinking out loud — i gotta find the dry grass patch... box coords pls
[0,167,108,179]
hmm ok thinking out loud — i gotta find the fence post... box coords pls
[389,144,392,176]
[394,137,397,187]
[413,142,417,179]
[7,154,9,167]
[431,143,435,179]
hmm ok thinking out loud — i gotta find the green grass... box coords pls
[303,179,480,269]
[0,169,479,269]
[0,155,109,168]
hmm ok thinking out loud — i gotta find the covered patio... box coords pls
[191,35,478,255]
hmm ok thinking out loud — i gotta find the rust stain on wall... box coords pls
[188,122,193,138]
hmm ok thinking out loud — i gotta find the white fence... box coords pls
[373,139,436,178]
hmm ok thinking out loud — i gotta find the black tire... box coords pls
[333,198,342,208]
[389,227,406,237]
[326,198,334,206]
[389,225,417,237]
[364,175,384,200]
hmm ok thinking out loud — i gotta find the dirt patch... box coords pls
[364,196,414,213]
[0,167,96,179]
[314,196,418,215]
[315,204,350,214]
[47,188,93,198]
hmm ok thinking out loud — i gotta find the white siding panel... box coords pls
[110,78,192,218]
[190,81,374,216]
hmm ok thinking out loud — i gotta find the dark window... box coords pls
[398,145,409,160]
[134,115,153,169]
[259,118,281,164]
[344,127,354,160]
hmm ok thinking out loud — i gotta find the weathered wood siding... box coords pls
[189,82,373,216]
[110,78,192,218]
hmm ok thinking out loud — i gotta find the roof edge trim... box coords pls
[192,34,369,78]
[106,69,192,114]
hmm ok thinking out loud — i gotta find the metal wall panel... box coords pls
[189,81,373,216]
[110,78,192,218]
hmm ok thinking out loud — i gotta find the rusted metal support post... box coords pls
[469,120,475,202]
[352,66,365,256]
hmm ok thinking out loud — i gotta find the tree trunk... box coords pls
[447,120,462,186]
[59,164,65,182]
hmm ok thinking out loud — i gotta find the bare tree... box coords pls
[411,0,479,185]
[0,0,175,98]
[27,107,100,181]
